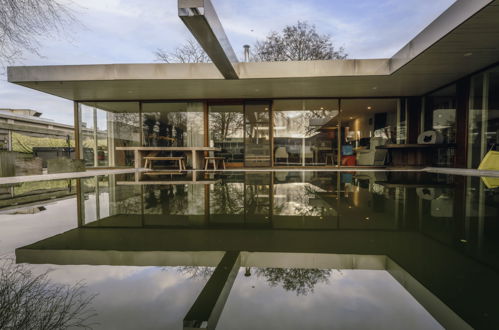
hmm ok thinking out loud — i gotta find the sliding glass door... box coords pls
[208,104,245,166]
[272,99,339,166]
[244,102,272,167]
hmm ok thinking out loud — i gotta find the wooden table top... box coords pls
[116,146,220,151]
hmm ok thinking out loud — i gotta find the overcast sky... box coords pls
[0,0,455,125]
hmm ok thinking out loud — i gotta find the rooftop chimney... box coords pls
[243,45,250,62]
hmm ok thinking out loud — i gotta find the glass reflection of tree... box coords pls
[210,183,244,215]
[274,110,335,137]
[255,267,331,296]
[0,260,97,329]
[209,112,244,141]
[143,111,188,147]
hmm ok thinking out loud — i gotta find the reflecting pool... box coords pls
[1,171,498,329]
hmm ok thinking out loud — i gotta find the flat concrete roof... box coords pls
[7,0,499,100]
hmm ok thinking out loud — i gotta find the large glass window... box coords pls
[468,66,499,168]
[340,99,399,166]
[273,99,339,166]
[142,102,203,148]
[424,85,457,166]
[80,102,141,167]
[80,105,110,167]
[425,85,457,144]
[245,102,271,167]
[208,104,244,163]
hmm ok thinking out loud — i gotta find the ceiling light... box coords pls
[464,52,473,57]
[349,117,353,120]
[320,107,324,110]
[367,106,372,110]
[372,86,377,90]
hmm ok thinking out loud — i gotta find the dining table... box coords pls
[115,146,221,169]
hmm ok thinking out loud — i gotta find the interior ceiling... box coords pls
[13,1,499,101]
[341,99,397,117]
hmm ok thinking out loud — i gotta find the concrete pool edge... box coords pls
[2,167,498,185]
[0,168,150,185]
[423,167,499,177]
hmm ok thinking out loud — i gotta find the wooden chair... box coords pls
[325,152,336,165]
[274,147,289,165]
[204,151,226,170]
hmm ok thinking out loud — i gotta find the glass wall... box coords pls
[424,85,457,166]
[245,102,271,167]
[72,96,469,169]
[80,102,141,168]
[142,102,203,148]
[273,99,339,166]
[80,105,110,167]
[208,104,244,163]
[425,85,457,144]
[468,65,499,168]
[340,99,399,166]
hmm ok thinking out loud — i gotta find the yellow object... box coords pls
[481,177,499,189]
[478,149,499,171]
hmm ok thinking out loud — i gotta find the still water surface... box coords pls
[0,171,498,329]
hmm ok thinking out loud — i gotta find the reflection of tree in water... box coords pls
[176,266,214,280]
[143,186,188,214]
[255,268,331,296]
[210,183,244,215]
[0,260,97,329]
[273,184,332,217]
[245,184,270,216]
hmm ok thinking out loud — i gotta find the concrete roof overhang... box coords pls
[7,0,499,101]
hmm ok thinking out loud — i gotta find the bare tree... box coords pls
[252,21,347,62]
[0,0,76,66]
[0,259,97,329]
[155,39,211,63]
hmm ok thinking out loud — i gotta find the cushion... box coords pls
[417,130,443,144]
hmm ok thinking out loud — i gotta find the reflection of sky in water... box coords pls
[0,196,204,329]
[0,197,77,257]
[32,265,209,330]
[218,268,443,330]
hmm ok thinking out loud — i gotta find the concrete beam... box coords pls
[183,251,240,330]
[178,0,239,79]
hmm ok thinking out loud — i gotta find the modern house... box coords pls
[6,0,499,170]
